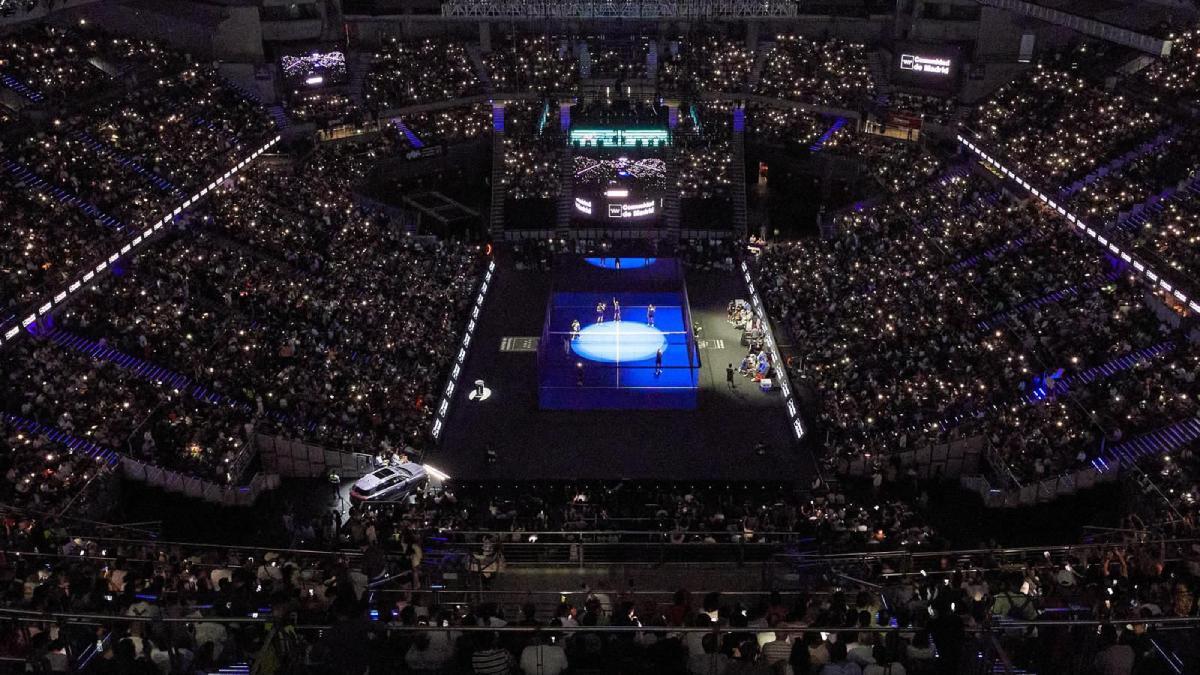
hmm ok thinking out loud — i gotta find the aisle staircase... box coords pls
[3,158,125,230]
[348,53,370,107]
[809,117,847,153]
[0,72,44,102]
[555,145,574,238]
[1105,416,1200,464]
[489,108,506,237]
[948,237,1027,273]
[976,283,1088,331]
[47,328,322,433]
[266,104,291,131]
[731,115,748,239]
[1117,172,1200,231]
[1019,341,1177,404]
[392,117,424,148]
[868,51,892,99]
[662,147,681,239]
[1,412,120,465]
[747,41,774,92]
[73,131,181,196]
[1059,125,1180,198]
[193,116,241,144]
[220,77,262,104]
[465,44,493,92]
[1060,341,1176,389]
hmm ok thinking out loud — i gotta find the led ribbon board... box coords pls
[741,261,806,441]
[570,128,671,148]
[900,54,952,75]
[956,134,1200,318]
[432,260,496,442]
[0,135,282,351]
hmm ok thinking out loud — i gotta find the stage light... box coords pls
[423,464,451,481]
[572,322,667,363]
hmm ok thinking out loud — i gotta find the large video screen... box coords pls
[280,51,347,87]
[574,156,666,190]
[891,42,960,91]
[572,156,665,222]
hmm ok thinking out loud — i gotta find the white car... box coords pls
[349,463,428,503]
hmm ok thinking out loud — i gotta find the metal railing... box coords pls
[0,607,1196,675]
[47,530,1200,572]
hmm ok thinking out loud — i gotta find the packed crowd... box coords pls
[746,106,850,150]
[1,41,271,331]
[1,504,1196,674]
[285,90,361,128]
[131,145,476,435]
[968,50,1167,190]
[486,35,578,93]
[0,136,483,492]
[389,105,493,149]
[0,174,129,313]
[0,318,260,484]
[883,93,959,127]
[758,160,1200,485]
[583,37,651,80]
[329,478,941,556]
[931,37,1200,514]
[3,65,272,219]
[676,103,735,201]
[503,101,562,200]
[5,23,1200,674]
[1139,22,1200,102]
[0,420,116,518]
[365,38,484,110]
[659,34,754,94]
[0,24,187,104]
[1056,118,1200,285]
[756,35,876,108]
[836,135,942,194]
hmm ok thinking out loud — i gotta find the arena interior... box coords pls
[3,0,1200,672]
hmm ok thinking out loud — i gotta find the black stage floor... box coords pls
[433,260,810,481]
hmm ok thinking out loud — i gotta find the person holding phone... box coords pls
[520,632,568,675]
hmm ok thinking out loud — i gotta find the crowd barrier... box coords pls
[118,456,279,506]
[425,535,811,567]
[960,458,1121,508]
[314,90,861,147]
[255,433,376,479]
[836,434,983,479]
[2,606,1196,675]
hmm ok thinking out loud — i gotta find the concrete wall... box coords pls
[343,14,893,48]
[218,61,279,103]
[215,6,266,62]
[78,1,264,63]
[260,0,327,42]
[0,0,102,27]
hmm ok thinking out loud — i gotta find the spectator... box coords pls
[520,633,568,675]
[820,640,862,675]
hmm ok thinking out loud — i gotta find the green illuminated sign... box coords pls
[569,128,671,148]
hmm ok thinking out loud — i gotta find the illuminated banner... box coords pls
[608,201,655,218]
[570,127,671,148]
[281,51,346,84]
[900,54,952,75]
[893,42,959,91]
